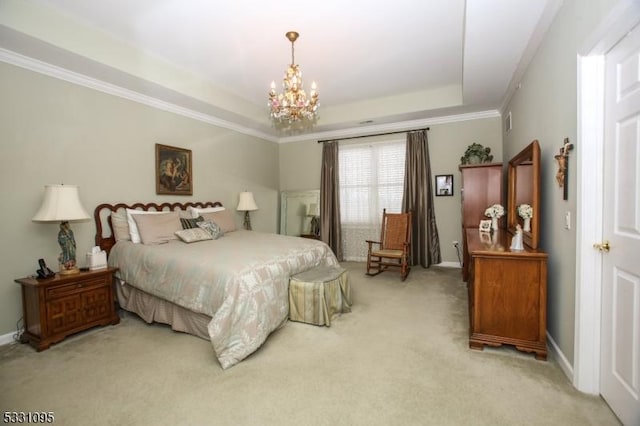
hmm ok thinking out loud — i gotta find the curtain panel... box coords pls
[320,141,343,260]
[402,130,441,266]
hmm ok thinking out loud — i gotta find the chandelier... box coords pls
[268,31,319,123]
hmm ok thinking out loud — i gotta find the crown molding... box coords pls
[0,48,280,143]
[1,48,501,145]
[278,109,501,144]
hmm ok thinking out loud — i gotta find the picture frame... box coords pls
[155,143,192,195]
[479,219,492,233]
[435,174,454,196]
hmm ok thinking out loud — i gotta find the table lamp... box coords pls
[32,184,90,275]
[237,191,258,230]
[307,203,319,237]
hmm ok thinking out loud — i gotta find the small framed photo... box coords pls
[479,219,492,233]
[435,174,454,196]
[155,144,192,195]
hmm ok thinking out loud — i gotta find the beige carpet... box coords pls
[0,263,619,425]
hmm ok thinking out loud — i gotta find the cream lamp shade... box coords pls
[32,184,90,222]
[237,191,258,230]
[307,203,319,217]
[236,192,258,212]
[32,184,90,275]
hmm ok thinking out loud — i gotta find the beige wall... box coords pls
[502,0,619,363]
[0,62,279,336]
[279,116,503,264]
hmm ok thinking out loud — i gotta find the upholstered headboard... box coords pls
[94,201,223,255]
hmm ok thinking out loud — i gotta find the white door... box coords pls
[602,25,640,426]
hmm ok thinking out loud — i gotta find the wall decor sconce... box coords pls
[554,138,574,200]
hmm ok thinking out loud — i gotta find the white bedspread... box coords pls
[108,230,338,368]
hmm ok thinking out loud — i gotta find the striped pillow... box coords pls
[180,216,204,230]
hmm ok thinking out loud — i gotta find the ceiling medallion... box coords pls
[268,31,319,125]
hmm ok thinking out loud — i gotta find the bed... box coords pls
[94,201,339,369]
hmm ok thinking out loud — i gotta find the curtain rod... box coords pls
[317,127,430,143]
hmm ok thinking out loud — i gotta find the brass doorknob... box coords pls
[593,241,611,252]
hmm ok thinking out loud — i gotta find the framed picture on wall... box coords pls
[155,144,192,195]
[435,174,454,196]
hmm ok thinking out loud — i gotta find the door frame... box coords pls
[575,0,640,394]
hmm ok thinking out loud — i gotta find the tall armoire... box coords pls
[458,163,503,281]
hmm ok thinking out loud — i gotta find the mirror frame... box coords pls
[279,189,320,236]
[507,140,541,249]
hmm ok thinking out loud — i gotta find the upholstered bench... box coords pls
[289,265,352,326]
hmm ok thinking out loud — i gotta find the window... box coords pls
[339,139,405,260]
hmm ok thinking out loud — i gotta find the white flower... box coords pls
[484,204,505,219]
[518,204,533,219]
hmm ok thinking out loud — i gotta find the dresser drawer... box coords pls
[45,277,107,299]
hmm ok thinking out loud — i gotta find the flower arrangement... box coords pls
[484,204,505,219]
[518,204,533,219]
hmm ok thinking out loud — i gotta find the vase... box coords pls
[491,217,499,231]
[523,217,531,232]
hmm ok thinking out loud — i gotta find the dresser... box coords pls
[465,229,548,359]
[461,141,547,360]
[15,267,120,351]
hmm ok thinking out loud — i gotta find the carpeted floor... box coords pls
[0,262,620,425]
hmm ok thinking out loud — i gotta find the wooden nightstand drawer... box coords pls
[47,294,83,335]
[46,277,106,299]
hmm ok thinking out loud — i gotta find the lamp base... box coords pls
[58,265,80,275]
[243,211,252,231]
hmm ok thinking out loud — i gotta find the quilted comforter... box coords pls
[108,230,338,368]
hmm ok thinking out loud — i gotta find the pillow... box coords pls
[111,210,131,242]
[175,228,213,243]
[178,210,193,219]
[200,209,237,233]
[180,216,204,230]
[188,206,225,219]
[130,211,182,245]
[197,220,224,239]
[126,209,169,244]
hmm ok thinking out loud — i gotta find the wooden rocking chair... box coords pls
[366,209,412,281]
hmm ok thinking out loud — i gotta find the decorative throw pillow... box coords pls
[200,209,237,233]
[126,209,170,244]
[180,216,204,230]
[175,228,213,243]
[111,209,131,242]
[188,206,225,219]
[132,211,182,245]
[197,220,224,239]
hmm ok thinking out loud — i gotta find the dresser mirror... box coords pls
[280,189,320,236]
[507,140,541,249]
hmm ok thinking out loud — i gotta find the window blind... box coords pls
[339,139,405,260]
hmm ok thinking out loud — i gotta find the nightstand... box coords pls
[14,267,120,351]
[300,234,320,240]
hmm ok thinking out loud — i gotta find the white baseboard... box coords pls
[437,261,461,268]
[547,332,574,382]
[0,331,17,346]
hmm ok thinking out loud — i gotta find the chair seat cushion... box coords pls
[372,249,404,258]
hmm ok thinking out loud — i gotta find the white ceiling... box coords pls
[0,0,560,142]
